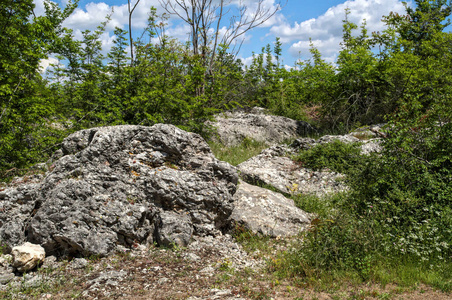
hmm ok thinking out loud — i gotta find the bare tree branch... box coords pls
[158,0,286,97]
[159,0,286,64]
[128,0,141,64]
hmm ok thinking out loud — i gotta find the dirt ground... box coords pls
[2,235,450,300]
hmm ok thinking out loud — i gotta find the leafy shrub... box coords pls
[294,140,363,174]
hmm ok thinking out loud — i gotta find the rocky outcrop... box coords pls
[238,126,384,197]
[0,176,43,253]
[1,124,239,256]
[1,117,385,260]
[230,181,311,237]
[238,145,347,197]
[348,124,387,139]
[291,132,382,155]
[11,242,45,272]
[207,107,316,146]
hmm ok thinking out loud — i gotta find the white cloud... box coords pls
[237,54,254,67]
[270,0,407,59]
[229,0,286,28]
[32,0,284,56]
[64,2,120,31]
[39,57,59,73]
[33,0,47,16]
[61,0,162,32]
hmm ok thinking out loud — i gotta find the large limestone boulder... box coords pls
[230,182,311,237]
[11,242,45,272]
[2,124,238,257]
[207,107,316,146]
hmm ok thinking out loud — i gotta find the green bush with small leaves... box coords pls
[294,140,363,174]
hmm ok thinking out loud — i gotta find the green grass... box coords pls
[208,137,269,166]
[292,192,347,218]
[232,224,274,255]
[373,258,452,292]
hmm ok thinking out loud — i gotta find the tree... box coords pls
[159,0,285,96]
[401,0,451,54]
[0,0,77,173]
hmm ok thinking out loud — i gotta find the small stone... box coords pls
[0,255,12,267]
[69,258,88,269]
[41,255,58,269]
[184,253,200,261]
[23,274,45,288]
[157,277,169,284]
[200,266,215,276]
[11,242,45,272]
[0,273,15,285]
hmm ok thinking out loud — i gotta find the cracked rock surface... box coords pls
[238,127,384,197]
[238,145,347,197]
[207,107,316,146]
[2,124,238,257]
[230,181,311,237]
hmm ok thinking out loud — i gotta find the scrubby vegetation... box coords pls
[1,0,451,294]
[209,138,269,166]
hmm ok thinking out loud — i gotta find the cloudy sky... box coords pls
[35,0,411,67]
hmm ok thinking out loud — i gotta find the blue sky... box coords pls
[35,0,411,69]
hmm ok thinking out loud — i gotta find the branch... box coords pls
[128,0,141,64]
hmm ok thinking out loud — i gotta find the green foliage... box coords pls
[294,140,363,174]
[209,137,268,166]
[0,0,77,172]
[240,38,315,122]
[274,2,452,283]
[292,192,345,219]
[232,224,273,255]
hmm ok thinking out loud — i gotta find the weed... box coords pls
[208,138,268,166]
[232,224,273,255]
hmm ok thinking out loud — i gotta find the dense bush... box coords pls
[294,140,363,174]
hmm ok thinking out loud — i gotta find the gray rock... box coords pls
[82,270,127,296]
[349,124,387,139]
[0,272,14,285]
[69,258,88,270]
[41,255,59,270]
[2,124,238,257]
[290,137,317,150]
[238,146,347,197]
[187,235,263,272]
[230,182,311,237]
[0,182,41,252]
[207,107,316,146]
[239,126,385,198]
[290,132,383,156]
[361,139,383,155]
[317,134,360,144]
[155,211,193,248]
[22,274,45,288]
